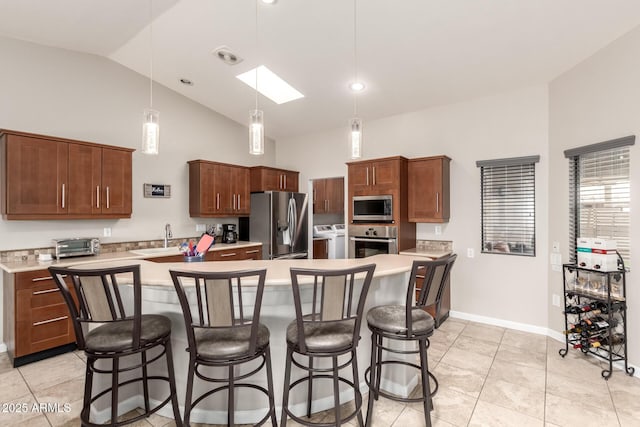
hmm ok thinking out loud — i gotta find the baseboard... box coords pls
[449,310,639,378]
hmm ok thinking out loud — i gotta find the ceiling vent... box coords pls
[213,46,243,65]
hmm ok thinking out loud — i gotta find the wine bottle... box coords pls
[590,333,625,347]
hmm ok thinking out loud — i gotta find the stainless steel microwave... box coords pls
[52,237,100,259]
[352,195,393,223]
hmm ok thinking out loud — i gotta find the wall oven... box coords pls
[352,195,393,223]
[348,225,398,258]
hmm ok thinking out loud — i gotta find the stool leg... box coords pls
[111,357,119,425]
[82,356,94,425]
[164,339,183,426]
[141,351,150,415]
[307,356,313,418]
[228,365,235,427]
[351,349,364,427]
[280,346,294,427]
[183,355,196,426]
[418,339,432,427]
[365,332,378,427]
[332,355,341,426]
[374,333,383,395]
[265,347,278,427]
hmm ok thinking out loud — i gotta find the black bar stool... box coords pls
[49,264,182,427]
[364,254,457,427]
[170,268,277,427]
[281,264,376,427]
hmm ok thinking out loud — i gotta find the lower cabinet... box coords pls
[3,269,77,366]
[313,239,329,259]
[148,244,262,263]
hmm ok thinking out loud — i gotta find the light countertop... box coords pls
[399,248,453,259]
[0,241,262,274]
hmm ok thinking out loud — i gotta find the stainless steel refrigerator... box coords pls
[249,191,309,260]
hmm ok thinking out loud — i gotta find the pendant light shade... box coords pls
[350,117,362,159]
[249,109,264,155]
[142,108,160,155]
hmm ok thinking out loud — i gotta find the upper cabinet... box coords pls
[189,160,250,217]
[250,166,299,192]
[408,156,451,223]
[347,157,402,196]
[0,130,133,220]
[313,177,344,214]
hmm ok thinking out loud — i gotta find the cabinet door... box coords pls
[325,177,344,214]
[101,148,132,216]
[282,170,299,192]
[215,164,234,214]
[313,179,327,214]
[251,167,280,192]
[230,166,250,215]
[370,159,399,191]
[68,143,101,215]
[313,239,328,259]
[408,157,450,222]
[348,163,371,195]
[5,134,68,216]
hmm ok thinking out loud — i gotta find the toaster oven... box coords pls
[52,237,100,259]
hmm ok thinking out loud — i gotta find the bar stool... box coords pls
[281,264,376,427]
[170,268,277,427]
[364,254,457,427]
[49,264,182,427]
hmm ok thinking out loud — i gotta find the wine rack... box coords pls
[559,263,634,379]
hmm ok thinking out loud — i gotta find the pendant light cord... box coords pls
[353,0,358,117]
[149,0,153,109]
[255,0,259,111]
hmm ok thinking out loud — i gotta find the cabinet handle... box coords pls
[280,174,283,189]
[33,316,68,327]
[373,167,376,186]
[436,192,439,213]
[246,249,260,254]
[325,200,328,211]
[61,184,65,208]
[216,193,220,210]
[96,186,100,208]
[237,194,241,210]
[313,189,316,202]
[32,288,60,295]
[31,275,66,282]
[233,194,236,210]
[220,252,237,257]
[106,186,110,209]
[284,175,287,189]
[366,167,369,186]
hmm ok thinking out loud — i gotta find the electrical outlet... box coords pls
[467,248,474,258]
[552,294,561,307]
[435,225,442,235]
[196,224,206,232]
[103,227,112,237]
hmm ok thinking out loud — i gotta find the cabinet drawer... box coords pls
[16,270,60,291]
[212,250,243,261]
[29,304,73,342]
[243,247,262,260]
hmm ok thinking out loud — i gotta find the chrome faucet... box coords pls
[164,223,172,248]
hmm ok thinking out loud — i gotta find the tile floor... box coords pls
[1,318,639,426]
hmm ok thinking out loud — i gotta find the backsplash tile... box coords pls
[416,239,453,252]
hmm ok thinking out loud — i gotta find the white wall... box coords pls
[549,25,640,364]
[0,36,275,250]
[277,85,550,328]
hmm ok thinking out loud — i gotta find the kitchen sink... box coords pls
[130,247,181,256]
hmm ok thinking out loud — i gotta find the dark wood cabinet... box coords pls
[313,239,329,259]
[250,166,299,192]
[1,129,133,220]
[408,156,451,223]
[189,160,250,217]
[313,177,344,214]
[348,158,400,196]
[3,269,77,366]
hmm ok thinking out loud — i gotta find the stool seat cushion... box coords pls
[85,314,171,352]
[367,305,435,336]
[194,323,270,359]
[286,319,356,352]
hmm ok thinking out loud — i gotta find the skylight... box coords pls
[236,66,304,105]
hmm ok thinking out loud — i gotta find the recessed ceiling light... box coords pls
[236,65,304,105]
[212,46,243,66]
[180,78,194,86]
[349,81,365,92]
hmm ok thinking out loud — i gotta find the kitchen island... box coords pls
[70,255,427,424]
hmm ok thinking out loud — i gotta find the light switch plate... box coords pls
[196,224,206,232]
[435,225,442,235]
[552,294,561,307]
[103,227,112,237]
[467,248,474,258]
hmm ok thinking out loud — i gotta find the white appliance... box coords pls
[313,224,346,259]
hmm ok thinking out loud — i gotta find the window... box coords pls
[477,156,540,256]
[565,136,634,265]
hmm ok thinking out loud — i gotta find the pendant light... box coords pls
[249,0,264,155]
[350,0,362,159]
[142,0,159,155]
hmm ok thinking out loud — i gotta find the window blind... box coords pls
[568,145,631,265]
[478,156,539,256]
